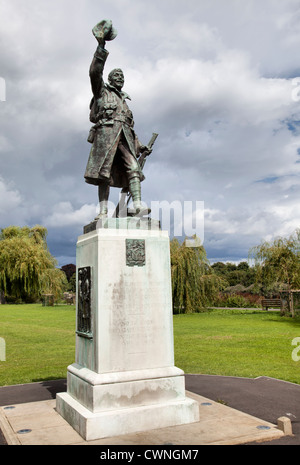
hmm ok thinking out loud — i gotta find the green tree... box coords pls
[170,237,226,313]
[211,262,227,276]
[249,229,300,310]
[212,261,256,288]
[0,225,67,302]
[66,272,76,293]
[237,261,249,271]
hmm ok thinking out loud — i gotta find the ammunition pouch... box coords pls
[87,127,96,144]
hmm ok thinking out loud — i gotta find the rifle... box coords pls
[137,132,158,170]
[113,133,158,218]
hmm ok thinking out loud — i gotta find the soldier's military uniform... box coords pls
[84,46,145,189]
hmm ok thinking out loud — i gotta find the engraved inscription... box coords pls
[77,266,92,338]
[126,239,146,267]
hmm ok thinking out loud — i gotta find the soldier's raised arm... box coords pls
[89,20,117,101]
[89,42,108,101]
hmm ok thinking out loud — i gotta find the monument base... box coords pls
[56,394,198,441]
[56,221,199,440]
[56,364,199,440]
[57,381,198,441]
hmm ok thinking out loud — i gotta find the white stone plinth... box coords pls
[56,392,198,441]
[56,222,199,439]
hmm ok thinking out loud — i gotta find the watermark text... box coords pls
[0,77,6,102]
[0,337,5,361]
[292,337,300,361]
[98,199,205,246]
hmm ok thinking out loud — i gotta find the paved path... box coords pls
[0,375,299,445]
[185,374,300,445]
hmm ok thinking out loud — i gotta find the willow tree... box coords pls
[170,236,226,313]
[249,229,300,292]
[0,225,67,302]
[249,229,300,314]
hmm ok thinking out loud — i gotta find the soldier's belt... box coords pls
[88,116,133,143]
[114,115,133,126]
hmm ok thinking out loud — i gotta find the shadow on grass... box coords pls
[267,317,300,328]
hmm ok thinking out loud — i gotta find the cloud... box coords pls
[0,177,22,214]
[44,201,97,228]
[1,0,300,266]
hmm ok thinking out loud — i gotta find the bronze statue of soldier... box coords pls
[84,20,152,219]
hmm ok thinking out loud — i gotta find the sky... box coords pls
[1,0,300,266]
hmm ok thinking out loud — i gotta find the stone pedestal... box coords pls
[56,219,199,441]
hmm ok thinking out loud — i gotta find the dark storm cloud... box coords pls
[1,0,300,266]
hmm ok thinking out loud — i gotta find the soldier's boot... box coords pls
[95,183,110,220]
[128,176,151,216]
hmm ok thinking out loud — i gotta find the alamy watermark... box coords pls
[151,200,204,246]
[0,77,6,102]
[0,337,5,361]
[100,199,205,246]
[292,337,300,362]
[291,77,300,102]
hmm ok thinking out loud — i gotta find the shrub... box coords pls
[212,293,260,308]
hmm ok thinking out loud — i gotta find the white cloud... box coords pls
[0,177,22,214]
[44,201,97,228]
[1,0,300,264]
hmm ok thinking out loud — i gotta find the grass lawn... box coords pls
[174,309,300,384]
[0,304,76,386]
[0,305,300,386]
